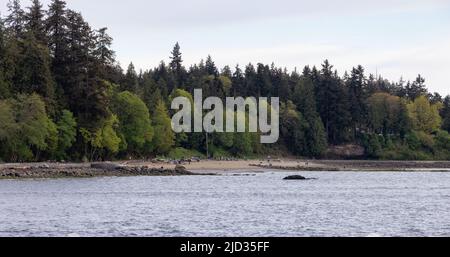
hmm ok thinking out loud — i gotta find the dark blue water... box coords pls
[1,171,449,237]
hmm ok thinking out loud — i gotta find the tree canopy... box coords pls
[0,0,449,161]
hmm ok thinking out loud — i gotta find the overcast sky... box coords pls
[2,0,450,95]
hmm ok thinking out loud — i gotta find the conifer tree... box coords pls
[347,65,367,138]
[5,0,25,37]
[93,27,115,66]
[46,0,68,107]
[122,62,140,94]
[0,18,10,99]
[406,74,428,100]
[442,96,450,133]
[169,42,183,73]
[16,32,55,109]
[25,0,46,43]
[316,60,351,144]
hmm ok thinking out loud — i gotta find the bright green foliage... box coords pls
[112,91,154,154]
[0,94,55,161]
[151,100,175,154]
[80,114,121,159]
[53,110,77,159]
[218,75,232,95]
[167,147,205,160]
[407,95,442,133]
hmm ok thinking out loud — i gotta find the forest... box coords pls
[1,0,450,162]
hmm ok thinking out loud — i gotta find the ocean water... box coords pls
[0,171,449,237]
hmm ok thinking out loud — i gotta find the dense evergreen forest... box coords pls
[1,0,450,162]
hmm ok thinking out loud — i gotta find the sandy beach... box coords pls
[126,159,450,173]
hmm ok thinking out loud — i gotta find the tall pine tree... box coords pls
[5,0,25,37]
[25,0,46,43]
[347,65,367,138]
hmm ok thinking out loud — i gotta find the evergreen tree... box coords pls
[442,96,450,133]
[280,101,308,155]
[244,63,257,97]
[0,18,10,99]
[169,42,186,88]
[25,0,46,43]
[255,63,271,97]
[153,61,171,98]
[5,0,25,37]
[142,73,162,112]
[316,60,351,144]
[293,77,327,156]
[93,27,115,66]
[16,32,55,109]
[231,65,245,96]
[406,74,428,100]
[122,62,140,94]
[46,0,68,107]
[205,55,218,76]
[221,65,232,78]
[347,65,367,138]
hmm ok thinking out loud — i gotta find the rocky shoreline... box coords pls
[2,159,450,179]
[0,163,198,179]
[251,160,450,172]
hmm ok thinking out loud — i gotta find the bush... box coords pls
[166,147,205,159]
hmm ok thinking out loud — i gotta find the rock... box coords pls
[90,162,121,171]
[175,165,187,173]
[39,163,50,168]
[283,175,308,180]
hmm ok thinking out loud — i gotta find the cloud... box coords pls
[177,40,450,95]
[6,0,447,29]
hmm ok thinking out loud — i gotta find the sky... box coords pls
[2,0,450,95]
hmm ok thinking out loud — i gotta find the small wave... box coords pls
[66,233,81,237]
[366,233,383,237]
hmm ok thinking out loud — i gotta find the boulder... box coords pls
[283,175,313,180]
[175,165,187,173]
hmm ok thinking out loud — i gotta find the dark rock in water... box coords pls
[90,162,121,171]
[284,175,306,180]
[283,175,316,180]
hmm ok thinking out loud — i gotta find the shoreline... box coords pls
[1,159,450,179]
